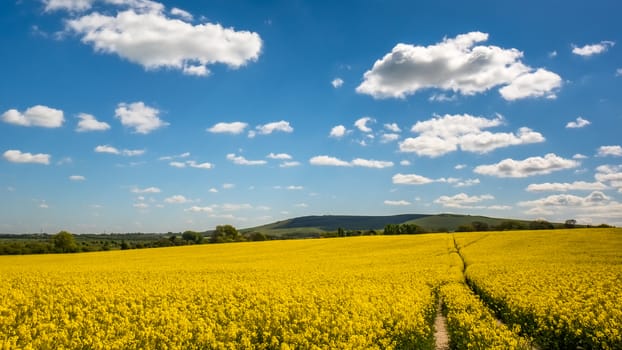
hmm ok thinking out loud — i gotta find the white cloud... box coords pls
[356,31,560,101]
[566,116,591,129]
[400,160,411,166]
[331,78,344,88]
[455,164,467,170]
[597,145,622,157]
[329,125,347,138]
[185,206,213,213]
[384,123,401,132]
[267,152,292,160]
[131,186,161,194]
[44,0,94,12]
[454,178,480,187]
[474,153,580,178]
[294,203,308,208]
[380,133,400,143]
[384,200,411,206]
[573,154,588,159]
[219,203,252,211]
[3,150,51,165]
[69,175,86,181]
[399,114,544,157]
[169,161,186,168]
[187,161,213,169]
[94,145,145,156]
[2,105,64,128]
[498,68,562,100]
[159,152,190,160]
[65,5,262,76]
[251,121,293,137]
[572,41,615,56]
[351,158,394,169]
[222,183,235,189]
[354,117,374,133]
[164,195,190,204]
[115,102,168,134]
[226,153,267,166]
[392,173,435,185]
[526,181,607,192]
[309,155,351,167]
[170,7,192,21]
[207,122,248,134]
[280,161,301,168]
[209,188,219,193]
[548,51,558,58]
[133,202,149,209]
[309,156,393,168]
[76,113,110,132]
[434,193,494,208]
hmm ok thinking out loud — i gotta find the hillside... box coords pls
[241,213,537,237]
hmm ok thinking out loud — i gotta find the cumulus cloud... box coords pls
[434,193,494,208]
[250,121,293,137]
[131,186,161,194]
[356,31,561,100]
[185,206,213,213]
[3,150,51,165]
[169,160,213,169]
[76,113,110,132]
[566,117,591,129]
[331,78,344,88]
[115,102,168,134]
[2,105,64,128]
[572,41,615,56]
[69,175,86,181]
[474,153,580,178]
[309,156,393,168]
[526,181,607,192]
[267,153,292,160]
[517,191,622,223]
[498,68,562,100]
[226,153,267,166]
[384,200,411,206]
[597,145,622,157]
[207,122,248,134]
[392,173,435,185]
[400,160,411,166]
[384,123,401,132]
[164,195,190,204]
[94,145,145,156]
[399,114,544,157]
[329,125,347,138]
[280,161,301,168]
[159,152,190,161]
[44,0,95,12]
[64,2,262,76]
[380,133,400,143]
[354,117,375,133]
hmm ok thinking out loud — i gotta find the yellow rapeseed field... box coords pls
[1,228,620,349]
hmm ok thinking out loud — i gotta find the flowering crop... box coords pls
[455,228,622,350]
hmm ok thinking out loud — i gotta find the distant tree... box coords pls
[182,230,204,244]
[247,232,267,241]
[211,225,240,243]
[383,224,400,235]
[456,225,475,232]
[496,221,525,231]
[120,240,130,250]
[564,219,577,228]
[529,220,554,230]
[471,221,489,232]
[52,231,78,253]
[337,227,345,237]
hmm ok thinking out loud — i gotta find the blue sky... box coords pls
[1,0,621,233]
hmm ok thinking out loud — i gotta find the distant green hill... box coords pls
[241,213,538,237]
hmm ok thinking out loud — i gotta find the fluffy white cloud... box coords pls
[65,5,262,76]
[526,181,607,192]
[498,68,562,100]
[267,153,292,160]
[45,0,164,12]
[222,183,235,189]
[187,161,213,169]
[159,152,190,161]
[356,31,560,101]
[454,178,480,188]
[164,195,190,204]
[94,145,145,156]
[519,191,612,208]
[572,41,615,56]
[76,113,110,132]
[131,186,161,193]
[329,125,347,138]
[69,175,86,181]
[280,161,301,168]
[2,105,64,128]
[399,114,544,157]
[434,193,494,208]
[384,123,401,132]
[250,121,293,137]
[185,206,213,213]
[384,200,411,206]
[309,156,393,168]
[115,102,168,134]
[392,173,434,185]
[207,122,248,134]
[595,165,622,194]
[400,160,411,166]
[331,78,344,88]
[380,133,400,143]
[573,154,588,160]
[354,117,374,133]
[309,155,351,167]
[226,153,267,166]
[170,7,192,21]
[566,117,591,129]
[169,161,185,168]
[3,150,51,165]
[597,145,622,157]
[474,153,580,178]
[219,203,252,211]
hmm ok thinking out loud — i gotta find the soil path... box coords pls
[434,298,450,350]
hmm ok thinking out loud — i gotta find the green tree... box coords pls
[564,219,577,228]
[182,230,204,244]
[211,225,240,243]
[52,231,78,253]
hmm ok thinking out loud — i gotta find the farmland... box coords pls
[1,228,620,349]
